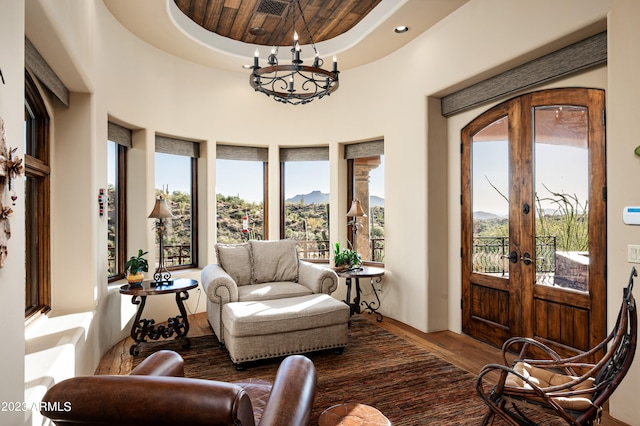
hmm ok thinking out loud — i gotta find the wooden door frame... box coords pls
[461,98,522,345]
[461,88,607,352]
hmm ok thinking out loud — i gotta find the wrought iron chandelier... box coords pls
[249,0,339,105]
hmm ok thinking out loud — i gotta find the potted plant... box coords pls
[333,242,362,271]
[124,249,148,285]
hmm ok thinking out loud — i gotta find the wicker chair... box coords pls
[476,267,637,426]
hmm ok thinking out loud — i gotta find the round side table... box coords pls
[119,278,198,355]
[337,266,385,321]
[319,403,391,426]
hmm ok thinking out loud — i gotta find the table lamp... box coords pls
[148,195,175,284]
[346,199,367,253]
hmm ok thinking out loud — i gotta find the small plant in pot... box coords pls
[124,249,148,285]
[333,242,362,271]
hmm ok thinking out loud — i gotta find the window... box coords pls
[107,122,130,281]
[24,71,51,318]
[216,145,268,243]
[280,147,330,260]
[346,140,385,263]
[154,135,199,269]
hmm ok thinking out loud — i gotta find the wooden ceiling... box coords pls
[173,0,382,46]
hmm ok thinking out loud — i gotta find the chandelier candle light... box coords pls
[249,0,339,105]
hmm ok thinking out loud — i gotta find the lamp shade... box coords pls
[346,199,367,217]
[148,196,175,219]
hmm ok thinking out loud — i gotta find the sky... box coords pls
[215,156,385,203]
[109,140,583,216]
[107,145,386,203]
[472,141,589,216]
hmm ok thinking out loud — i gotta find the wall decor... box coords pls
[98,188,106,217]
[0,116,24,268]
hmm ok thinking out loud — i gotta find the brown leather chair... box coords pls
[40,350,317,426]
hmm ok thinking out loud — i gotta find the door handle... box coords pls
[521,252,533,265]
[501,250,518,264]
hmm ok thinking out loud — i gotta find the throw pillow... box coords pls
[215,242,252,286]
[250,239,299,284]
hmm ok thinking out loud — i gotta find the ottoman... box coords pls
[221,293,350,368]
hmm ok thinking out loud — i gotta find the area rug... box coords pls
[133,317,562,425]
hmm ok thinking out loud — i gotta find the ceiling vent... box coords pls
[255,0,289,17]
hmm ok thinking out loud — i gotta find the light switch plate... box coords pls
[628,245,640,263]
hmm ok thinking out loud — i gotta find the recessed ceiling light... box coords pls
[249,27,267,36]
[394,26,410,34]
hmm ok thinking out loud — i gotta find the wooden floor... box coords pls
[97,312,628,425]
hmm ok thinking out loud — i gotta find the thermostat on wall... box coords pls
[623,206,640,225]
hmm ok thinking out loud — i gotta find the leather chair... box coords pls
[40,350,317,426]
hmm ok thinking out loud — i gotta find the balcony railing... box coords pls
[109,238,385,277]
[296,240,331,260]
[472,235,556,276]
[370,237,385,263]
[108,244,193,278]
[295,238,385,263]
[163,244,192,266]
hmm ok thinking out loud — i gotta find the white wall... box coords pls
[4,0,640,425]
[0,2,26,425]
[604,1,640,421]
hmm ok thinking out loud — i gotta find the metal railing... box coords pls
[370,237,385,263]
[163,244,192,266]
[472,235,556,275]
[296,238,385,262]
[107,247,116,277]
[109,237,385,275]
[296,240,331,260]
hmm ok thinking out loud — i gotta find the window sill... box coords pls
[24,310,95,425]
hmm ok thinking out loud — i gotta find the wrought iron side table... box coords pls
[119,278,198,355]
[337,266,385,321]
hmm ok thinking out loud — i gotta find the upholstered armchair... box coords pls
[202,239,339,345]
[40,350,317,426]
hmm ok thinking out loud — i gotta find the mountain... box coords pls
[370,196,384,207]
[286,191,385,207]
[473,211,502,220]
[286,190,329,204]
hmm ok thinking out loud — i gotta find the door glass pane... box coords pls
[533,106,589,292]
[471,116,510,276]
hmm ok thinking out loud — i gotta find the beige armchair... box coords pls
[201,240,349,368]
[202,239,339,345]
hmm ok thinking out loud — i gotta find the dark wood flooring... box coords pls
[96,312,628,425]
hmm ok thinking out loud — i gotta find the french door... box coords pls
[461,88,606,356]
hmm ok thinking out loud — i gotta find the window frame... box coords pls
[153,144,199,271]
[345,140,385,265]
[279,147,331,261]
[24,71,51,320]
[215,144,269,243]
[107,140,127,282]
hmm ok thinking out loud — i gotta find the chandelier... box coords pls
[249,0,339,105]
